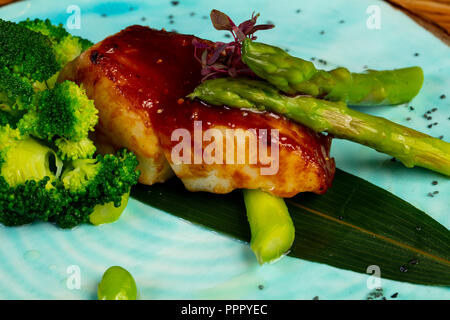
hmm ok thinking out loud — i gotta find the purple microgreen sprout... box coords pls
[193,9,274,81]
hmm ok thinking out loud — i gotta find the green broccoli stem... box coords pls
[241,39,424,106]
[243,189,295,265]
[89,192,130,226]
[189,78,450,176]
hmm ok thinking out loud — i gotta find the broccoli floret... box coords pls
[18,81,98,141]
[0,19,60,111]
[61,158,99,193]
[61,150,139,202]
[0,125,62,186]
[0,177,67,226]
[0,127,139,228]
[0,18,93,112]
[0,67,36,110]
[19,18,94,68]
[55,150,140,228]
[0,19,59,82]
[0,126,66,225]
[53,36,93,68]
[55,137,97,161]
[18,18,68,42]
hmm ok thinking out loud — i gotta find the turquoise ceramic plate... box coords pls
[0,0,449,300]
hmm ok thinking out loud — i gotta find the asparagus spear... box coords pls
[188,78,450,176]
[243,189,295,265]
[242,39,424,106]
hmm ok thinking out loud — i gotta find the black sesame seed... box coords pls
[202,15,208,20]
[406,117,411,121]
[101,13,107,18]
[391,292,398,298]
[171,1,179,6]
[433,190,439,195]
[408,259,419,265]
[427,192,434,197]
[439,135,444,140]
[339,20,345,24]
[141,17,146,21]
[440,94,446,99]
[428,124,433,128]
[414,53,419,57]
[311,57,316,61]
[168,14,174,19]
[224,34,231,38]
[432,108,437,112]
[433,122,438,126]
[409,106,414,111]
[320,30,325,35]
[190,12,195,17]
[432,181,438,185]
[313,296,319,300]
[169,20,174,24]
[258,284,264,290]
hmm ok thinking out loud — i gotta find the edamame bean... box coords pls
[97,266,137,300]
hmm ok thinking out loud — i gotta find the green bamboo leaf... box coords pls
[130,169,450,286]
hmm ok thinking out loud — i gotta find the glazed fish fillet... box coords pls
[59,26,335,197]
